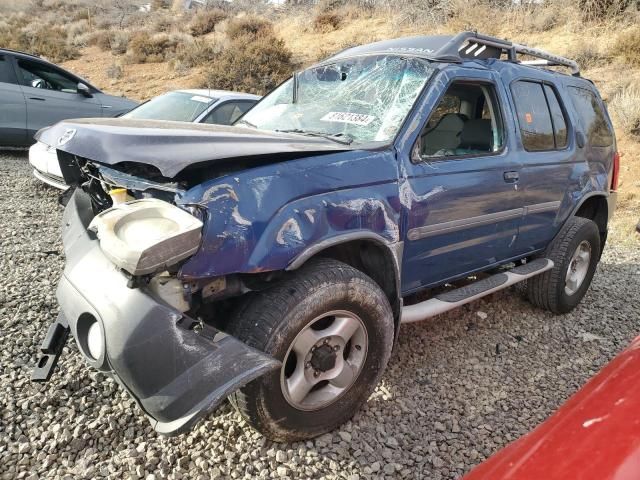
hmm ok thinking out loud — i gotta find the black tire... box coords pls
[227,258,394,442]
[528,216,601,314]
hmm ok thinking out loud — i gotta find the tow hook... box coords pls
[32,313,70,382]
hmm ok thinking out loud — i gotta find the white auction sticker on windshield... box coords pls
[191,95,213,103]
[320,112,375,126]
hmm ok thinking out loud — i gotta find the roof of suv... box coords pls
[330,31,581,77]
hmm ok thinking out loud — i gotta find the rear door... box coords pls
[399,68,522,293]
[508,79,578,254]
[14,57,102,140]
[0,54,27,146]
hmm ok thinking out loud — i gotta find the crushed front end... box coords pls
[33,152,280,436]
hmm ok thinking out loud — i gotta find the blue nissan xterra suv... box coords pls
[33,32,619,441]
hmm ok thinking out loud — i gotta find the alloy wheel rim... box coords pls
[280,310,368,411]
[565,240,592,296]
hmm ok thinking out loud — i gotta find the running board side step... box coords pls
[401,258,554,324]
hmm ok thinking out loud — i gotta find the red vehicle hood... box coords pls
[464,335,640,480]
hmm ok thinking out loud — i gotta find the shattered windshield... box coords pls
[239,55,435,144]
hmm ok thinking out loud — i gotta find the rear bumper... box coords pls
[53,189,280,435]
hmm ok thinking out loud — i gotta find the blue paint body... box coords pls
[176,59,616,298]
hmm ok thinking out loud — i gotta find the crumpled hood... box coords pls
[36,118,350,178]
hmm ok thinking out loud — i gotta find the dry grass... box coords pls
[202,32,293,94]
[614,26,640,66]
[189,8,227,36]
[610,87,640,137]
[127,32,186,63]
[226,15,273,40]
[313,11,342,32]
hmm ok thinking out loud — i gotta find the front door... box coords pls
[14,57,102,140]
[399,69,521,294]
[0,54,27,146]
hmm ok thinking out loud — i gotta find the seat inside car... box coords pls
[456,118,493,154]
[420,113,466,155]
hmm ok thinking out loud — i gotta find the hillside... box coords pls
[2,0,638,241]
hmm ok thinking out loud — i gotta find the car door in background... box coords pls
[0,54,27,146]
[201,100,257,125]
[14,58,103,140]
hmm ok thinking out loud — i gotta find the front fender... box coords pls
[177,149,401,280]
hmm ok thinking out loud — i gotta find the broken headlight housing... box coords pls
[89,198,203,276]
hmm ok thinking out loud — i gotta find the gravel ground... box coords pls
[1,151,639,480]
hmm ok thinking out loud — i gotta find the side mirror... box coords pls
[576,131,586,149]
[77,82,92,97]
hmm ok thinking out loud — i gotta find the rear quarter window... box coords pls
[568,86,613,147]
[511,81,555,151]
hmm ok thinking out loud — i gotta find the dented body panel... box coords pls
[176,149,401,279]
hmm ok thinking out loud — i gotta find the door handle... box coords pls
[29,97,45,101]
[503,171,519,183]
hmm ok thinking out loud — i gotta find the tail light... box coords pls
[611,151,620,191]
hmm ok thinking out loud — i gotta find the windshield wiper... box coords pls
[275,129,353,145]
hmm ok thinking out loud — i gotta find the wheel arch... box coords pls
[286,233,403,336]
[572,193,610,253]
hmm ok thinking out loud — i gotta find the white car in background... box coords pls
[29,89,261,189]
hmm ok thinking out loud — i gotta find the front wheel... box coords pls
[227,258,394,442]
[528,216,601,314]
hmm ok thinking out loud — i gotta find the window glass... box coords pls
[543,85,568,148]
[124,91,216,122]
[511,81,554,151]
[0,55,18,84]
[568,86,613,147]
[241,55,435,144]
[16,59,78,93]
[418,82,504,159]
[426,94,461,129]
[203,101,255,125]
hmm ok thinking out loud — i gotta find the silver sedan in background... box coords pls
[29,89,261,189]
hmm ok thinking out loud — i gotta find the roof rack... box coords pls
[435,32,580,76]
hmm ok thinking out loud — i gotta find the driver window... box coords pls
[16,59,79,93]
[417,81,504,160]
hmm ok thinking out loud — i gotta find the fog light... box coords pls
[86,322,104,360]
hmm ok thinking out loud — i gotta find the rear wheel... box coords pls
[528,216,600,314]
[227,258,394,441]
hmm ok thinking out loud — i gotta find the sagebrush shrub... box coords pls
[226,16,273,40]
[313,12,342,32]
[609,87,640,136]
[614,27,640,66]
[127,32,183,63]
[203,32,293,94]
[171,39,221,70]
[4,23,78,62]
[190,9,227,36]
